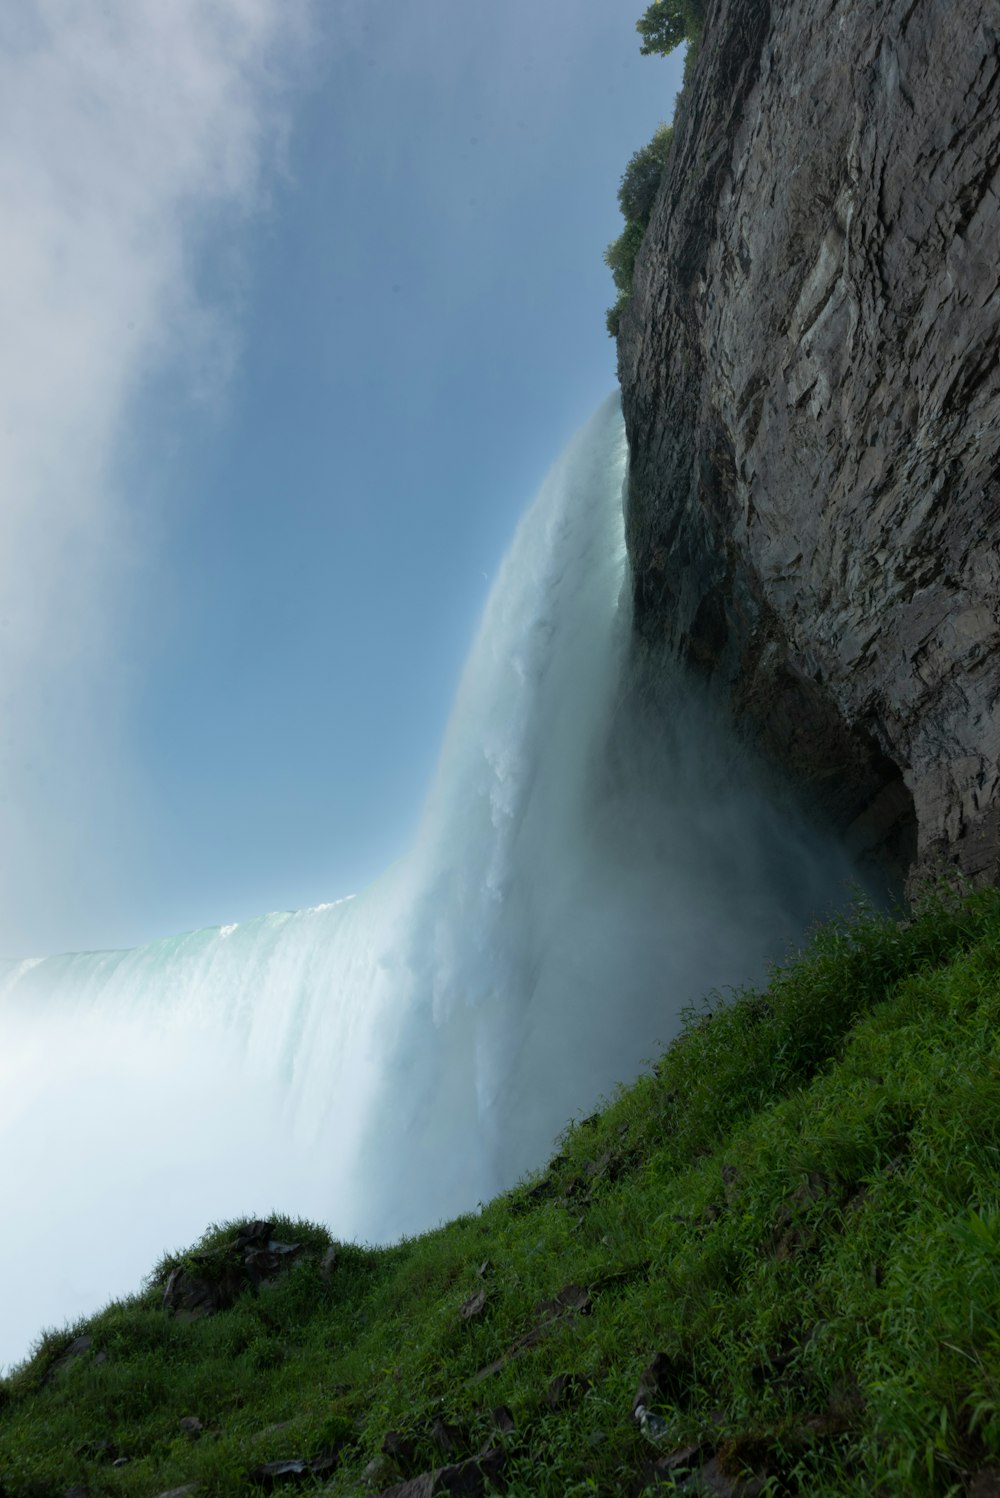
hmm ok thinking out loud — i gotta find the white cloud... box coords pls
[0,0,308,954]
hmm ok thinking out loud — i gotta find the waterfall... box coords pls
[0,396,857,1369]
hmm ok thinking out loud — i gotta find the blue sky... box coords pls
[0,0,684,956]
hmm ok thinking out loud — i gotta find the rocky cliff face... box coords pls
[619,0,1000,887]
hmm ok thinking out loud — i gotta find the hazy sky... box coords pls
[0,0,684,957]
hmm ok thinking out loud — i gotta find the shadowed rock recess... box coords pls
[619,0,999,888]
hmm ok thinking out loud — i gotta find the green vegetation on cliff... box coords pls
[605,1,706,335]
[636,0,706,57]
[2,887,1000,1496]
[605,125,674,337]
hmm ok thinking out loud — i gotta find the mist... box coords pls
[0,0,308,955]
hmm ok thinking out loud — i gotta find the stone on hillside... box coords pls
[471,1355,508,1384]
[585,1151,616,1180]
[381,1429,418,1471]
[162,1264,226,1319]
[472,1281,595,1382]
[632,1352,691,1419]
[546,1372,591,1409]
[460,1287,488,1321]
[375,1446,506,1497]
[365,1455,403,1489]
[47,1335,97,1381]
[430,1417,468,1460]
[73,1438,118,1462]
[248,1460,309,1489]
[633,1441,711,1494]
[248,1452,338,1489]
[534,1283,592,1320]
[676,1455,765,1496]
[236,1220,274,1247]
[162,1221,302,1318]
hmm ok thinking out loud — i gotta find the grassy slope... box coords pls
[2,888,1000,1497]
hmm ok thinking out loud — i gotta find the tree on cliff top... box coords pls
[637,0,706,56]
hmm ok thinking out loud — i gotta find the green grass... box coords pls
[2,886,1000,1496]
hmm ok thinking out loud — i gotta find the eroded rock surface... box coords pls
[619,0,1000,885]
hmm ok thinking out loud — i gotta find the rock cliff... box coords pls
[618,0,1000,887]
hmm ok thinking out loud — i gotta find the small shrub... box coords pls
[604,125,674,335]
[604,220,647,297]
[606,290,630,338]
[618,124,675,228]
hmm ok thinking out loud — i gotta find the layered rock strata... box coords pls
[619,0,1000,885]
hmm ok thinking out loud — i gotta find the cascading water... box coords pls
[0,396,859,1370]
